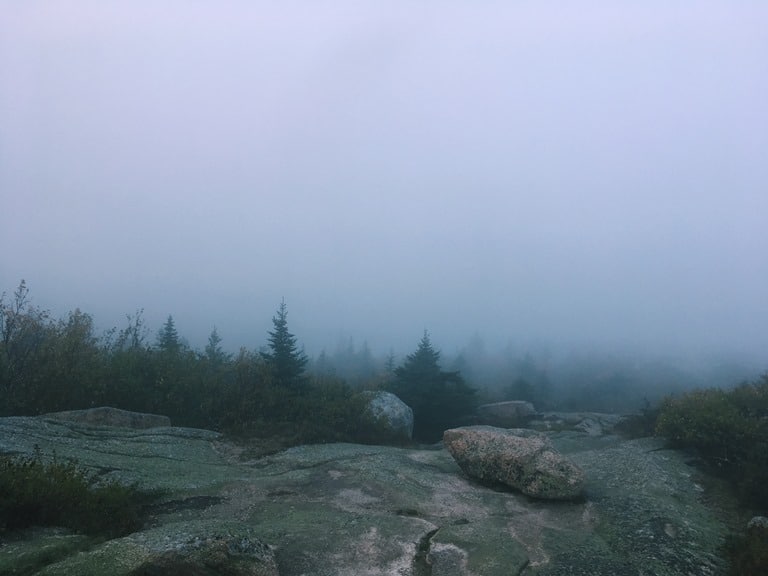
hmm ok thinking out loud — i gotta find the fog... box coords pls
[2,2,767,377]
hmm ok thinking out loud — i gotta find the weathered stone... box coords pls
[32,521,278,576]
[476,401,536,427]
[443,426,585,500]
[0,416,226,492]
[360,390,413,441]
[0,416,732,575]
[43,406,171,429]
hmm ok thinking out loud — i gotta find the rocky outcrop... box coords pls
[117,522,278,576]
[360,390,413,440]
[43,406,171,429]
[0,413,731,575]
[443,426,585,500]
[527,412,626,436]
[28,521,279,576]
[476,401,536,427]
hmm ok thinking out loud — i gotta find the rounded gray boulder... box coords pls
[361,390,413,441]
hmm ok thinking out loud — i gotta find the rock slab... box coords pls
[43,406,171,429]
[443,425,585,500]
[0,415,731,575]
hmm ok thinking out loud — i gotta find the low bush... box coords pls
[724,519,768,576]
[655,375,768,508]
[221,377,379,445]
[0,450,156,538]
[655,375,768,575]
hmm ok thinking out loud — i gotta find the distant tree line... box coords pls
[0,281,477,443]
[5,280,757,443]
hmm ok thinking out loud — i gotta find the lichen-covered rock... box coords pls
[43,406,171,429]
[130,523,278,576]
[33,521,278,576]
[443,425,585,500]
[0,416,731,575]
[360,390,413,441]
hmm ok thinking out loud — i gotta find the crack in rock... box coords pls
[413,527,440,576]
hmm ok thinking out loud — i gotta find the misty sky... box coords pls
[2,2,767,362]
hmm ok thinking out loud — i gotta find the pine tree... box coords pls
[205,326,226,365]
[262,300,307,389]
[394,332,442,385]
[157,315,179,353]
[388,331,476,442]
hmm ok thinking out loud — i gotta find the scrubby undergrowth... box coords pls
[654,374,768,576]
[0,450,158,539]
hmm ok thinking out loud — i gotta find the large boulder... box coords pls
[443,425,585,500]
[360,390,413,441]
[43,406,171,429]
[476,401,536,427]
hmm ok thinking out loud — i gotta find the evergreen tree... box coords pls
[205,326,226,365]
[262,300,307,389]
[395,332,442,385]
[385,349,396,374]
[157,315,179,353]
[388,331,476,442]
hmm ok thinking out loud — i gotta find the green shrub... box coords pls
[655,388,753,461]
[655,376,768,574]
[725,520,768,576]
[0,450,156,538]
[656,378,768,507]
[222,376,378,446]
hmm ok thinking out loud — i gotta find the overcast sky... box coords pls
[1,1,767,363]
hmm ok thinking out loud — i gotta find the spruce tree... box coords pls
[157,315,179,353]
[205,326,226,365]
[263,300,307,389]
[388,331,476,442]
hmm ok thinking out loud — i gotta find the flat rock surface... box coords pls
[0,416,730,575]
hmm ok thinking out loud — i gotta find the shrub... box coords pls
[655,376,768,574]
[290,379,371,444]
[655,388,753,462]
[0,450,156,538]
[655,376,768,507]
[725,520,768,576]
[221,375,378,446]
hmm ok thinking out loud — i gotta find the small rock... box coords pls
[575,417,602,436]
[443,425,585,500]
